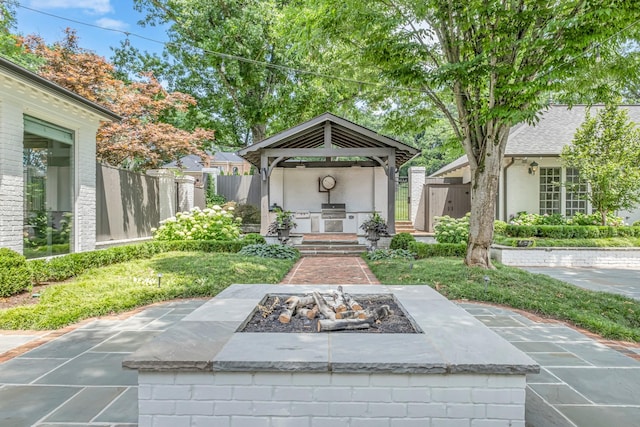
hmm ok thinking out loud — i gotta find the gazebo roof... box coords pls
[237,112,419,169]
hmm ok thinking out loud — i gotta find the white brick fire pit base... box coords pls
[125,285,537,427]
[139,371,525,427]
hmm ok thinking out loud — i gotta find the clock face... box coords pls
[321,175,336,190]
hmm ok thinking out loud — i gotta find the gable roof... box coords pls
[430,104,640,177]
[213,152,246,163]
[0,56,121,122]
[237,112,419,169]
[162,154,205,172]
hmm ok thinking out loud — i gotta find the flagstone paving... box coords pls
[0,261,639,426]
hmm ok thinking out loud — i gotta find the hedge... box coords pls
[0,249,32,297]
[504,225,640,239]
[408,242,467,258]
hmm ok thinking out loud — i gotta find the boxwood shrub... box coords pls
[504,225,640,239]
[0,248,32,297]
[27,240,248,286]
[408,242,466,258]
[389,232,416,250]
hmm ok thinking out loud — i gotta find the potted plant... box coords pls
[360,212,389,249]
[268,208,297,243]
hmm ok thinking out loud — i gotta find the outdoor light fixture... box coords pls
[528,161,539,175]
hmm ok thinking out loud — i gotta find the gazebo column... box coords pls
[387,151,396,234]
[260,154,269,235]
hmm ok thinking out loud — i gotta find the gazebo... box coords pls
[237,113,419,235]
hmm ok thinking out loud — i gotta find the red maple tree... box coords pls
[24,29,214,171]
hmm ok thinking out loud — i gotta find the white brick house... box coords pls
[0,57,119,257]
[430,105,640,226]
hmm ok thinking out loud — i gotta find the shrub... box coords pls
[366,249,415,261]
[493,220,508,235]
[503,225,640,239]
[234,204,261,224]
[28,240,246,284]
[238,244,300,260]
[509,212,567,226]
[390,233,416,250]
[153,206,241,241]
[569,212,625,226]
[0,248,32,297]
[434,214,469,244]
[409,242,467,258]
[242,233,266,245]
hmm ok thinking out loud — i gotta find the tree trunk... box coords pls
[251,124,267,144]
[464,122,509,269]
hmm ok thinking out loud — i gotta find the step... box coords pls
[299,249,367,257]
[296,244,366,251]
[300,239,359,246]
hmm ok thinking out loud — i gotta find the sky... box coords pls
[14,0,169,59]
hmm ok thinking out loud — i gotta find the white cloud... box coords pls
[95,18,128,31]
[28,0,113,15]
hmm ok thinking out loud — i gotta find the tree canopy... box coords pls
[114,0,364,147]
[297,0,640,267]
[562,105,640,225]
[24,30,214,171]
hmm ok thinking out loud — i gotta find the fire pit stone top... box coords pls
[123,284,539,375]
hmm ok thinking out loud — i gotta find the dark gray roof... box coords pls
[237,112,420,169]
[213,152,245,163]
[163,154,205,172]
[431,105,640,176]
[0,56,121,121]
[506,105,640,156]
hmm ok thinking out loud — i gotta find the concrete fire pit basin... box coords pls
[124,284,539,426]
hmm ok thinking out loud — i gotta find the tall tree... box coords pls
[562,105,640,225]
[300,0,640,267]
[0,2,42,69]
[116,0,362,147]
[24,30,214,170]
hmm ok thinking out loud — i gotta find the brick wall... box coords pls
[138,371,526,427]
[0,99,24,252]
[0,71,108,254]
[492,246,640,268]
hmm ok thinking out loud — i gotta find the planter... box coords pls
[277,227,290,243]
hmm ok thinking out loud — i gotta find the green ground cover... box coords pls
[0,251,294,330]
[366,257,640,342]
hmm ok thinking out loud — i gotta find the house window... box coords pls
[565,167,588,216]
[23,116,74,259]
[539,167,561,215]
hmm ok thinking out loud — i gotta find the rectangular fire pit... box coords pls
[124,284,539,426]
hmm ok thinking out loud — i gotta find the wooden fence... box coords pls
[96,163,160,242]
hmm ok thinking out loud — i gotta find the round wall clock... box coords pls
[321,175,336,190]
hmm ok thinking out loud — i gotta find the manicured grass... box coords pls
[366,257,640,342]
[0,252,295,330]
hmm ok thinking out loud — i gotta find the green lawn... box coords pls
[0,251,295,330]
[366,257,640,342]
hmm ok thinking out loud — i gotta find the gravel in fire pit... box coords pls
[240,294,420,333]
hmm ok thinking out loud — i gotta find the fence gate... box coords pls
[395,176,409,221]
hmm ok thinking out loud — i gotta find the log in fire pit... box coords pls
[240,286,419,333]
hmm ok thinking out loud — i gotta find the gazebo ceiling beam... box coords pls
[263,147,393,158]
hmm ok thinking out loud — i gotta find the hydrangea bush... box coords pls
[152,206,242,241]
[509,211,625,227]
[434,213,470,244]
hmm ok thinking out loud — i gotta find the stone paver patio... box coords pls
[0,258,639,426]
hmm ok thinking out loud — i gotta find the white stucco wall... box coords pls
[0,71,108,254]
[269,166,388,233]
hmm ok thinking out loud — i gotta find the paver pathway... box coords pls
[280,256,380,284]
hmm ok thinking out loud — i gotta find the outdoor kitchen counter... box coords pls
[123,284,539,375]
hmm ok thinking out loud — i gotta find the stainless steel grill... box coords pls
[321,203,346,219]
